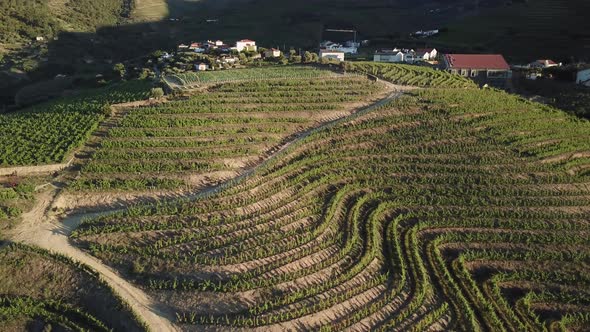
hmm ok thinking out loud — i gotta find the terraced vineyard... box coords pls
[0,243,145,331]
[164,66,341,90]
[346,62,478,88]
[72,87,590,330]
[66,75,386,209]
[0,80,152,166]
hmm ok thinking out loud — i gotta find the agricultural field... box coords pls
[0,243,145,331]
[0,80,152,167]
[71,85,590,330]
[346,62,478,88]
[0,176,39,226]
[62,72,386,211]
[164,66,342,89]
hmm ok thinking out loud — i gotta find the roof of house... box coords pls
[238,39,255,43]
[444,54,510,70]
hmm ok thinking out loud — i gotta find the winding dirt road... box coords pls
[7,82,407,332]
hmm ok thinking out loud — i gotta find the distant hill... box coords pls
[0,0,132,43]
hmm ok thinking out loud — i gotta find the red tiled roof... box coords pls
[444,54,510,70]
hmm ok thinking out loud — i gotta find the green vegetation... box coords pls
[164,66,339,89]
[73,71,384,192]
[0,180,35,222]
[0,80,151,166]
[0,0,131,43]
[0,243,146,331]
[346,62,477,88]
[71,73,590,329]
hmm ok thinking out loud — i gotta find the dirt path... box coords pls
[6,84,407,332]
[9,188,179,332]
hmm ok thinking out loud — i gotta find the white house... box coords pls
[195,63,209,71]
[264,48,281,58]
[319,49,345,62]
[373,48,417,63]
[577,68,590,87]
[416,48,438,61]
[320,40,357,54]
[373,50,405,63]
[236,39,257,52]
[205,40,224,49]
[177,44,189,52]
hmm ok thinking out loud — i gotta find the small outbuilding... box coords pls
[264,48,282,58]
[319,49,345,62]
[195,63,209,71]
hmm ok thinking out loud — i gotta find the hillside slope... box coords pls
[0,0,130,43]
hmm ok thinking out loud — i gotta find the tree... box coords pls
[303,51,313,63]
[113,63,126,79]
[150,87,165,99]
[311,52,319,63]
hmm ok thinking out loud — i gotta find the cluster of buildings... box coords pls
[373,48,438,63]
[177,39,260,54]
[172,37,589,89]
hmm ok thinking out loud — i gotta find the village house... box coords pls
[205,40,225,50]
[320,40,358,54]
[373,49,405,63]
[236,39,257,52]
[442,54,512,88]
[195,63,209,71]
[577,68,590,87]
[416,48,438,61]
[373,48,418,63]
[177,44,190,52]
[189,42,206,53]
[319,49,345,62]
[264,48,281,58]
[529,59,560,69]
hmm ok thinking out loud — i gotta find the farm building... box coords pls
[236,39,257,52]
[577,68,590,87]
[442,54,512,88]
[319,49,345,62]
[373,48,417,63]
[264,48,281,58]
[374,50,403,63]
[195,63,208,71]
[416,48,438,61]
[529,59,560,68]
